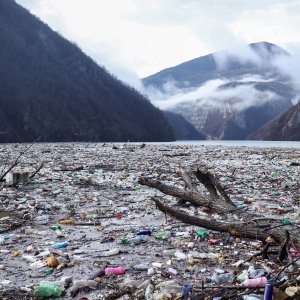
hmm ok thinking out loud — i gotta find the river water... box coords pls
[144,140,300,148]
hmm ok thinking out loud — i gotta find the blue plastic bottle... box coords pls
[137,230,152,236]
[52,241,69,249]
[264,284,273,300]
[182,284,191,299]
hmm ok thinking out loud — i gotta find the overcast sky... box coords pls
[16,0,300,87]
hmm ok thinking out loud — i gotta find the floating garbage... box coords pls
[0,143,299,299]
[34,282,63,297]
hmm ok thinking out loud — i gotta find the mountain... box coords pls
[0,0,174,142]
[249,101,300,140]
[143,42,295,140]
[162,111,206,140]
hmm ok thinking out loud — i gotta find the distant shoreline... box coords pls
[0,140,299,149]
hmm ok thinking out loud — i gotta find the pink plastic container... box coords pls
[242,277,268,287]
[104,267,126,275]
[289,247,300,257]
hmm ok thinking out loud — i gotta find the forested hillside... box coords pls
[0,0,174,142]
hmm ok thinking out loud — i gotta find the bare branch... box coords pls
[30,161,45,179]
[0,137,40,182]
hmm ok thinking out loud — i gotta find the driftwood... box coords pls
[163,153,190,157]
[56,166,84,172]
[0,221,24,234]
[139,168,300,258]
[30,161,45,179]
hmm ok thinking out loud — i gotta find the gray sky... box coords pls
[16,0,300,87]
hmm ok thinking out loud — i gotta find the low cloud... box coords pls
[144,42,300,111]
[272,52,300,100]
[213,44,262,70]
[149,78,281,111]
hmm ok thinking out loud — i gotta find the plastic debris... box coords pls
[0,143,299,299]
[34,282,63,297]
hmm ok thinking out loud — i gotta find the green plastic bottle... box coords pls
[155,234,168,240]
[50,225,64,237]
[51,180,57,188]
[196,231,208,239]
[44,269,53,277]
[121,237,130,244]
[50,226,61,231]
[34,282,63,297]
[282,219,292,225]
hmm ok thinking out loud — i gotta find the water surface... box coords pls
[145,140,300,148]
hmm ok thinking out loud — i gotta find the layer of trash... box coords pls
[0,143,299,299]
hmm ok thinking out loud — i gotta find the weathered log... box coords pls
[195,168,235,207]
[152,197,288,245]
[56,166,84,172]
[141,167,300,252]
[139,178,209,208]
[179,168,197,192]
[139,177,236,213]
[278,230,291,263]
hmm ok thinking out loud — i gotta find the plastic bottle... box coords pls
[152,262,163,268]
[175,231,191,238]
[36,204,51,211]
[59,219,75,225]
[147,267,155,275]
[145,284,154,300]
[211,273,235,283]
[50,225,64,237]
[36,215,49,225]
[174,251,187,260]
[282,219,292,225]
[271,171,278,179]
[249,269,267,279]
[137,230,152,236]
[237,270,248,282]
[196,231,208,239]
[121,236,145,244]
[104,267,126,275]
[182,284,191,299]
[242,277,268,287]
[102,248,120,256]
[242,296,261,300]
[168,268,178,275]
[36,249,51,257]
[3,234,16,240]
[51,225,61,231]
[155,234,168,240]
[22,254,37,263]
[52,241,68,249]
[263,284,273,300]
[34,282,63,297]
